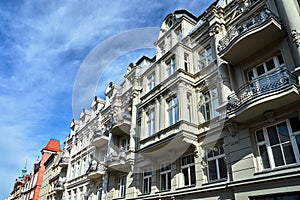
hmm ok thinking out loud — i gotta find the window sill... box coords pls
[155,189,171,194]
[254,163,300,175]
[175,184,195,190]
[202,178,228,186]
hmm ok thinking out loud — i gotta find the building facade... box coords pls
[8,0,300,199]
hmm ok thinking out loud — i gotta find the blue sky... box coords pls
[0,0,214,198]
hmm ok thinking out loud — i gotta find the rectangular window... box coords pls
[198,47,213,69]
[201,88,219,121]
[255,117,300,170]
[121,138,130,152]
[160,164,171,191]
[166,57,176,75]
[168,97,178,126]
[147,109,155,136]
[181,154,196,186]
[118,175,126,198]
[187,93,192,122]
[247,53,285,81]
[143,170,152,194]
[205,144,227,182]
[148,73,155,91]
[184,53,189,72]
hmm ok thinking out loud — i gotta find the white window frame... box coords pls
[121,138,130,152]
[160,163,171,191]
[205,144,227,182]
[184,53,189,72]
[142,170,152,194]
[198,47,213,70]
[118,175,126,198]
[166,57,176,76]
[247,53,285,81]
[146,109,155,136]
[187,93,192,122]
[255,118,300,171]
[200,88,219,121]
[181,154,196,186]
[167,97,178,126]
[148,73,155,91]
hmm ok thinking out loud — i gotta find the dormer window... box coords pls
[167,19,173,28]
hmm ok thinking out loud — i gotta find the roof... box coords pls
[42,139,62,152]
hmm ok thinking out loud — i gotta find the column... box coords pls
[177,82,187,121]
[159,96,165,130]
[275,0,300,66]
[155,98,160,133]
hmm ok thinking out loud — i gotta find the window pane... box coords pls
[259,145,270,169]
[257,65,265,76]
[272,146,285,167]
[190,165,196,185]
[267,126,279,145]
[218,158,227,179]
[277,54,284,65]
[266,59,275,71]
[167,172,171,190]
[143,179,148,193]
[256,130,265,142]
[290,117,300,132]
[182,168,189,186]
[208,160,217,181]
[248,70,255,81]
[282,143,296,164]
[296,135,300,154]
[277,122,290,143]
[161,174,166,190]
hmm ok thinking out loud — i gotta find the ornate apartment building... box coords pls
[8,0,300,199]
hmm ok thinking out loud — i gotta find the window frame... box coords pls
[167,96,179,126]
[200,88,219,121]
[148,73,155,91]
[181,154,196,187]
[205,143,227,182]
[255,118,300,171]
[146,109,155,136]
[160,163,171,191]
[142,170,152,194]
[198,46,213,70]
[247,53,285,81]
[166,57,176,76]
[117,175,126,198]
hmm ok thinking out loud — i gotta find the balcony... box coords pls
[106,149,131,172]
[53,181,64,192]
[58,157,69,168]
[218,8,285,65]
[87,161,106,180]
[227,67,299,122]
[111,112,131,135]
[91,130,109,148]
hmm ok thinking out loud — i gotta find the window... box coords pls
[187,93,192,122]
[181,154,196,186]
[146,109,155,136]
[200,88,219,121]
[160,164,171,191]
[97,183,102,200]
[184,53,189,72]
[121,138,130,152]
[255,117,300,170]
[168,97,178,126]
[143,170,152,194]
[198,47,213,69]
[77,161,81,176]
[148,73,155,91]
[166,57,176,75]
[118,175,126,198]
[247,53,284,81]
[205,144,227,182]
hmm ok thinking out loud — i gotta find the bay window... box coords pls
[166,57,176,75]
[200,88,219,121]
[168,97,178,126]
[198,47,213,69]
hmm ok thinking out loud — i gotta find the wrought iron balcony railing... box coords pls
[227,67,298,112]
[218,8,280,52]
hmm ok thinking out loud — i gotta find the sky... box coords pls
[0,0,214,198]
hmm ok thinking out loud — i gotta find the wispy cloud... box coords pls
[0,0,214,198]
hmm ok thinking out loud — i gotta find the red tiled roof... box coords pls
[43,139,61,152]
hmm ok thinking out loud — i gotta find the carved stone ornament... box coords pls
[225,121,239,137]
[264,110,276,123]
